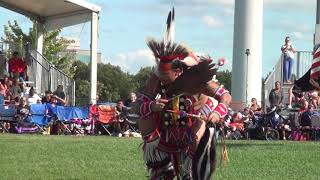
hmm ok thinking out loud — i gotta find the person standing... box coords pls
[269,81,284,108]
[281,36,296,84]
[8,51,27,80]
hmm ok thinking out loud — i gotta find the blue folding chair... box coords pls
[0,104,16,132]
[30,104,48,132]
[0,94,4,105]
[74,106,89,120]
[56,106,90,134]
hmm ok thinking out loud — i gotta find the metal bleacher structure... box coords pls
[0,0,101,105]
[263,51,313,110]
[0,42,75,105]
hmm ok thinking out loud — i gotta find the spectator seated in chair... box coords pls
[230,107,251,132]
[298,99,309,115]
[53,85,66,106]
[16,97,32,127]
[288,86,305,109]
[24,87,41,106]
[299,103,316,140]
[41,90,52,104]
[307,90,319,109]
[9,77,22,101]
[249,97,262,115]
[114,100,129,137]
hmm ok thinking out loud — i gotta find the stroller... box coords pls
[246,106,280,140]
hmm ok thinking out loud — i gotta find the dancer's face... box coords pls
[158,68,181,85]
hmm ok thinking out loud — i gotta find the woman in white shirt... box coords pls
[25,87,41,105]
[281,36,296,84]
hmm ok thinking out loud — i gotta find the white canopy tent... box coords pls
[0,0,101,103]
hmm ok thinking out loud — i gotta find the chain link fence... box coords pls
[28,49,75,105]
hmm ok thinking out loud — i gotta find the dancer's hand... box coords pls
[207,112,221,123]
[150,99,168,112]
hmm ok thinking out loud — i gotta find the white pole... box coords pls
[231,0,263,110]
[90,12,98,104]
[36,23,44,94]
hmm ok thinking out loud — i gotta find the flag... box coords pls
[311,44,320,79]
[293,44,320,93]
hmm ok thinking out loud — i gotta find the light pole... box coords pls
[245,48,250,106]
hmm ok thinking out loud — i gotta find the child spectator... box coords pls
[16,97,31,126]
[46,96,58,122]
[41,90,52,104]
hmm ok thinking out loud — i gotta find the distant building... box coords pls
[61,37,101,64]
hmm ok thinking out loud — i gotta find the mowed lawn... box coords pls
[0,134,319,180]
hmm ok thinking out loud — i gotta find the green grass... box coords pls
[0,134,319,180]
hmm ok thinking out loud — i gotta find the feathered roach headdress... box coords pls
[147,8,202,73]
[147,8,220,95]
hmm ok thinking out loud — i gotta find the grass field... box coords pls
[0,134,319,180]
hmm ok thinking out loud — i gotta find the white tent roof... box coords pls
[0,0,101,30]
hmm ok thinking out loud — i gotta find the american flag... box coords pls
[310,44,320,79]
[294,44,320,93]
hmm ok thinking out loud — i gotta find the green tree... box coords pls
[133,66,154,91]
[97,63,135,101]
[1,20,74,76]
[216,70,232,91]
[73,61,138,104]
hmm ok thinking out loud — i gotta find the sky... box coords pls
[0,0,317,77]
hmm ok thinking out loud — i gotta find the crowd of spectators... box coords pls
[0,51,68,130]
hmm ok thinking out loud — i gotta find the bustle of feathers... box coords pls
[166,57,217,96]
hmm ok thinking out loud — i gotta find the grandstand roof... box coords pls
[0,0,101,30]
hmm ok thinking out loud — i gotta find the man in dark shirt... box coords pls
[300,104,315,127]
[114,100,129,136]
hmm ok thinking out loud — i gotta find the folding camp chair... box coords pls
[30,104,48,133]
[96,104,117,135]
[0,104,16,132]
[56,106,74,134]
[56,106,89,135]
